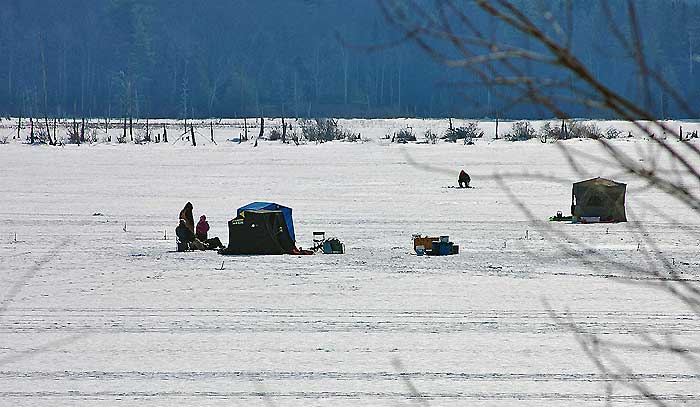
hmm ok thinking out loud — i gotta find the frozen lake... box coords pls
[1,124,699,406]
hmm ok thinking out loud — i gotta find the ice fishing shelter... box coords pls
[571,177,627,222]
[237,202,295,241]
[220,202,297,255]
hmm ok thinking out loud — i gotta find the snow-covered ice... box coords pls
[1,119,699,406]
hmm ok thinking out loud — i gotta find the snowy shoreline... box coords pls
[1,117,698,146]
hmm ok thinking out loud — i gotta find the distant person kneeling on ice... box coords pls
[458,169,471,188]
[176,219,205,251]
[196,214,224,250]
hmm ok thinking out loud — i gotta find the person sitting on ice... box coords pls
[196,215,210,241]
[458,169,471,188]
[196,214,224,250]
[176,219,206,251]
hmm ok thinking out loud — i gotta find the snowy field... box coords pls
[1,119,699,406]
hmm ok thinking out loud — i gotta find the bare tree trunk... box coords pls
[380,60,385,105]
[145,118,150,142]
[45,116,52,145]
[495,117,499,140]
[16,116,21,140]
[74,118,80,145]
[689,32,694,77]
[38,32,49,121]
[314,44,321,104]
[129,117,133,141]
[53,118,57,143]
[163,124,168,143]
[343,48,349,105]
[243,117,248,141]
[80,117,85,143]
[560,119,568,140]
[29,117,34,144]
[210,121,214,143]
[8,50,13,104]
[397,53,402,113]
[254,116,263,147]
[190,124,196,147]
[281,115,286,144]
[123,117,127,142]
[293,70,298,117]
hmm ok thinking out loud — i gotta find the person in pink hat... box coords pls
[196,214,210,241]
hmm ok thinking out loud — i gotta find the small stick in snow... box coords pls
[123,222,127,232]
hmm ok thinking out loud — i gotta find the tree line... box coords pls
[1,0,699,120]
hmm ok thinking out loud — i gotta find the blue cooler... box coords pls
[432,241,453,256]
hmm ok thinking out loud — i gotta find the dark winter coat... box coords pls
[179,202,195,232]
[459,170,471,186]
[176,222,195,243]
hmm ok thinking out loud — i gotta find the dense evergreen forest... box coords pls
[1,0,699,119]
